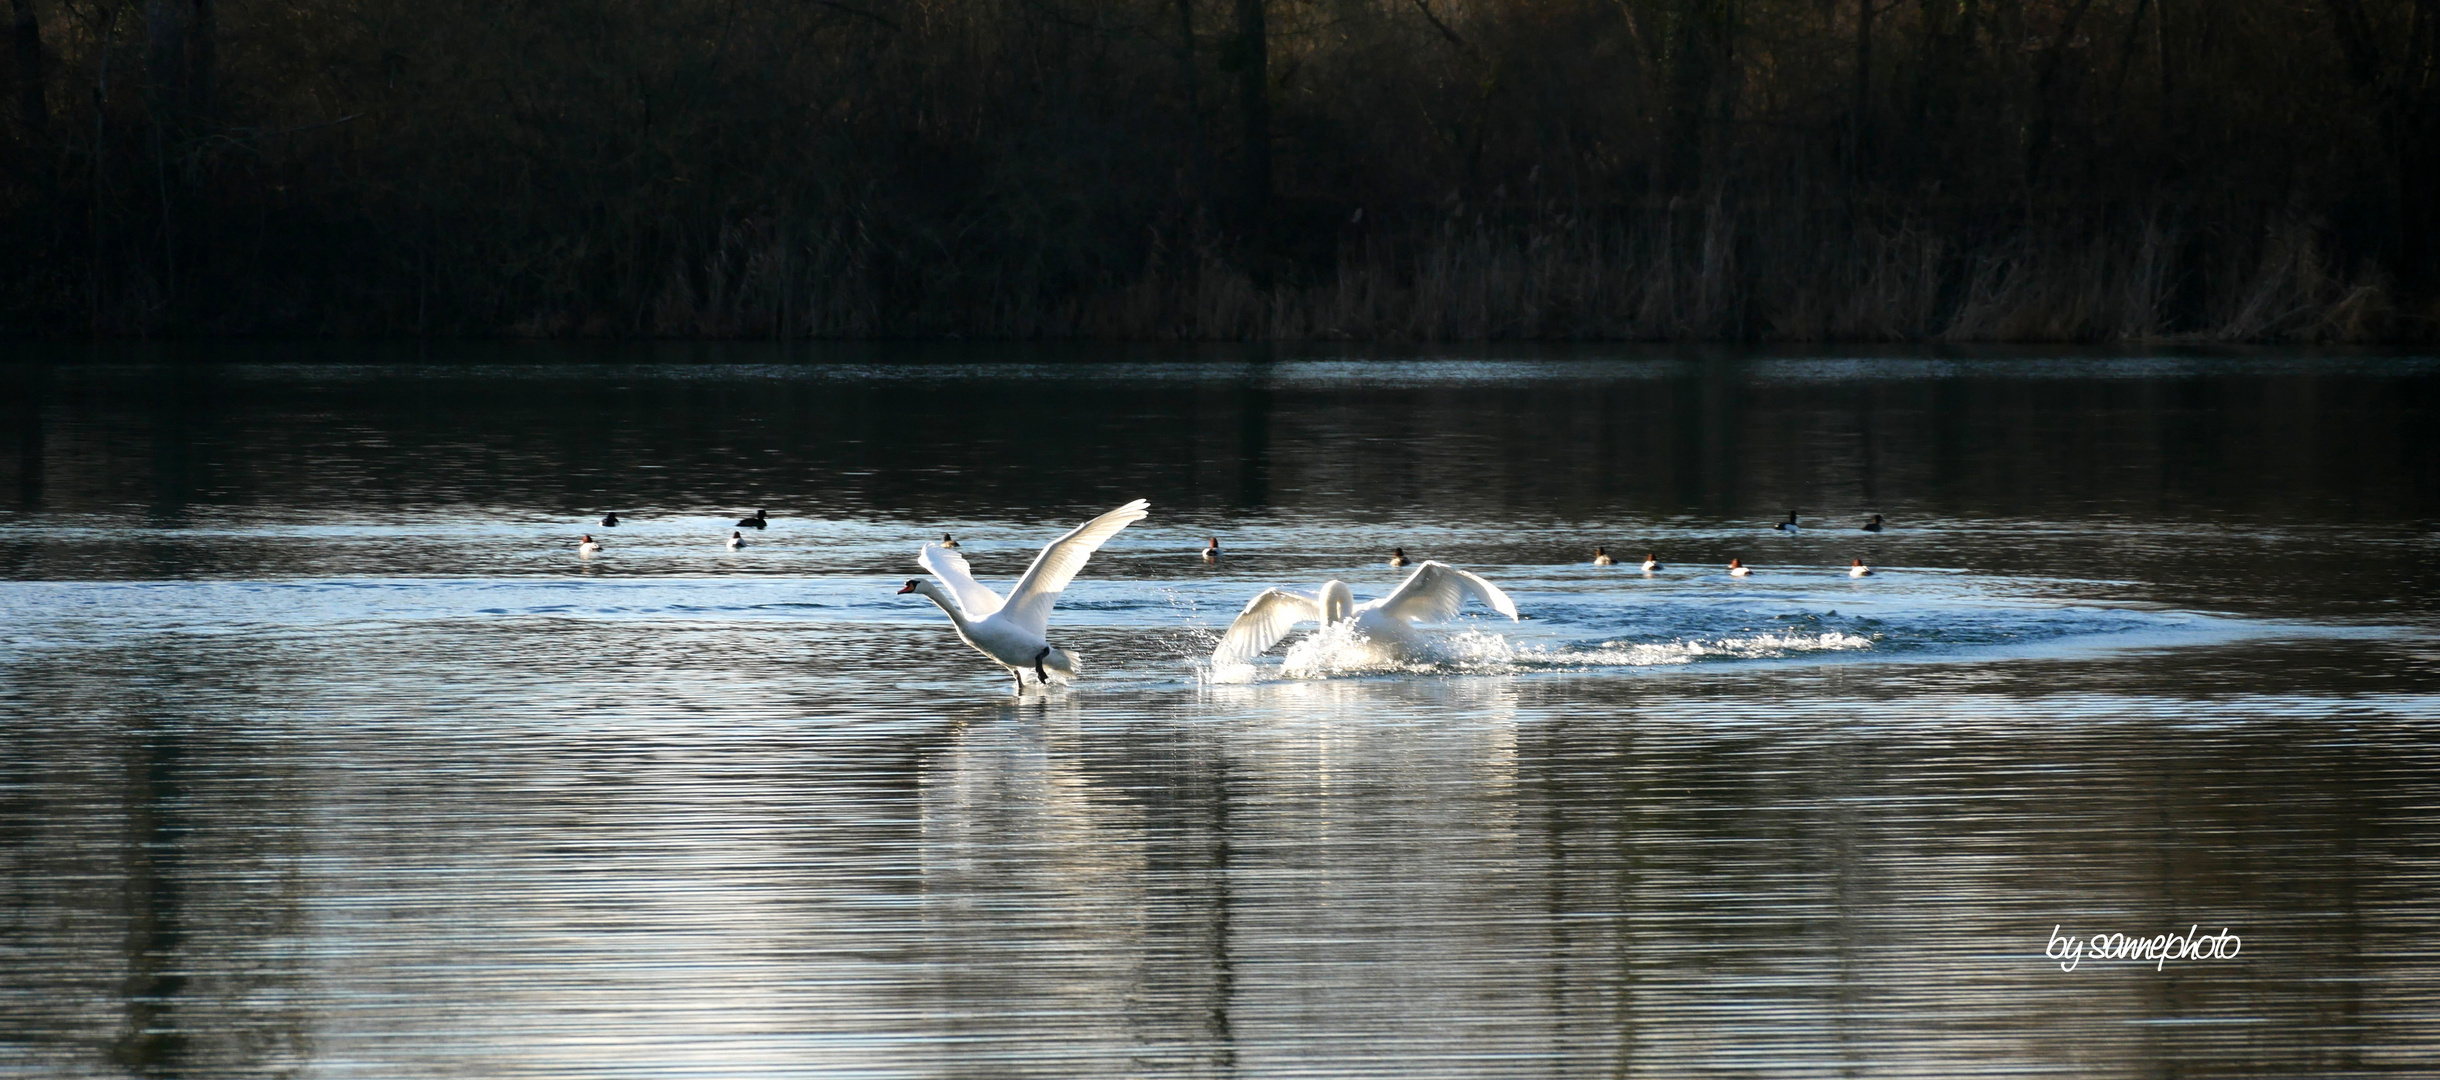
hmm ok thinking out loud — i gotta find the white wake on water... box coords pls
[1203,625,1877,682]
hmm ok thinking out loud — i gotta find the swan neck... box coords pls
[920,585,975,631]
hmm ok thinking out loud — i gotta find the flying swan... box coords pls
[898,499,1150,692]
[1210,561,1520,669]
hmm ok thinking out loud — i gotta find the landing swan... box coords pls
[898,499,1150,692]
[1211,561,1520,668]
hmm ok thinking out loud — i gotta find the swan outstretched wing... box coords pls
[998,499,1151,635]
[918,543,1005,619]
[1362,561,1520,625]
[1211,588,1323,666]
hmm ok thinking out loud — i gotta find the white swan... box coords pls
[1848,558,1872,577]
[727,531,746,550]
[578,534,602,557]
[1211,561,1520,668]
[897,499,1149,692]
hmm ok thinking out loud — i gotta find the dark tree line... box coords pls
[2,0,2436,340]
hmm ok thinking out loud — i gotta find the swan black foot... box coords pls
[1034,647,1051,684]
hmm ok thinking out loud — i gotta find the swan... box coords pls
[578,534,602,557]
[1861,514,1884,532]
[1774,511,1800,534]
[1849,558,1872,577]
[1203,537,1222,562]
[1641,553,1662,572]
[1728,557,1751,577]
[940,533,959,549]
[727,531,747,550]
[600,513,620,527]
[1592,546,1615,566]
[1211,561,1520,668]
[1389,547,1410,567]
[738,509,769,529]
[898,499,1149,692]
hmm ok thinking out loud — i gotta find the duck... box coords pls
[1728,557,1751,577]
[940,533,959,549]
[1592,546,1615,566]
[1849,558,1872,577]
[1212,561,1520,668]
[727,531,747,550]
[600,513,620,527]
[1774,511,1800,534]
[1203,537,1222,562]
[1389,547,1410,568]
[737,509,769,529]
[1861,514,1884,532]
[1641,553,1662,572]
[898,500,1150,693]
[578,534,602,557]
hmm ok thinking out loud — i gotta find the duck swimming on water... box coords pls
[1641,553,1662,572]
[600,513,620,527]
[1203,537,1222,562]
[1774,511,1800,534]
[1728,557,1751,577]
[1389,547,1410,568]
[728,531,747,550]
[1849,558,1873,577]
[738,509,769,529]
[578,534,602,557]
[1861,514,1884,532]
[1592,546,1615,566]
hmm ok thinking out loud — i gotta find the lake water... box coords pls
[4,346,2438,1078]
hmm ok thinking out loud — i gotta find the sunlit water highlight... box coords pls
[3,350,2437,1079]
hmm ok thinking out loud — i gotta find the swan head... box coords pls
[1319,580,1356,625]
[897,579,926,594]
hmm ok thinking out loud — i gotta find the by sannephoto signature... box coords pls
[2047,925,2242,972]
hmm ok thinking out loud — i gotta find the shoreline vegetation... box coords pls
[2,0,2435,342]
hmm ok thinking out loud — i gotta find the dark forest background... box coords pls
[1,0,2435,341]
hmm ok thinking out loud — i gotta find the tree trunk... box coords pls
[1233,0,1269,237]
[8,0,41,142]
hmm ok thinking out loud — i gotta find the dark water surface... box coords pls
[4,347,2438,1078]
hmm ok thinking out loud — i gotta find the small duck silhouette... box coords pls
[939,533,959,549]
[600,513,620,527]
[1388,547,1410,568]
[737,509,769,529]
[1861,514,1884,532]
[1774,511,1800,534]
